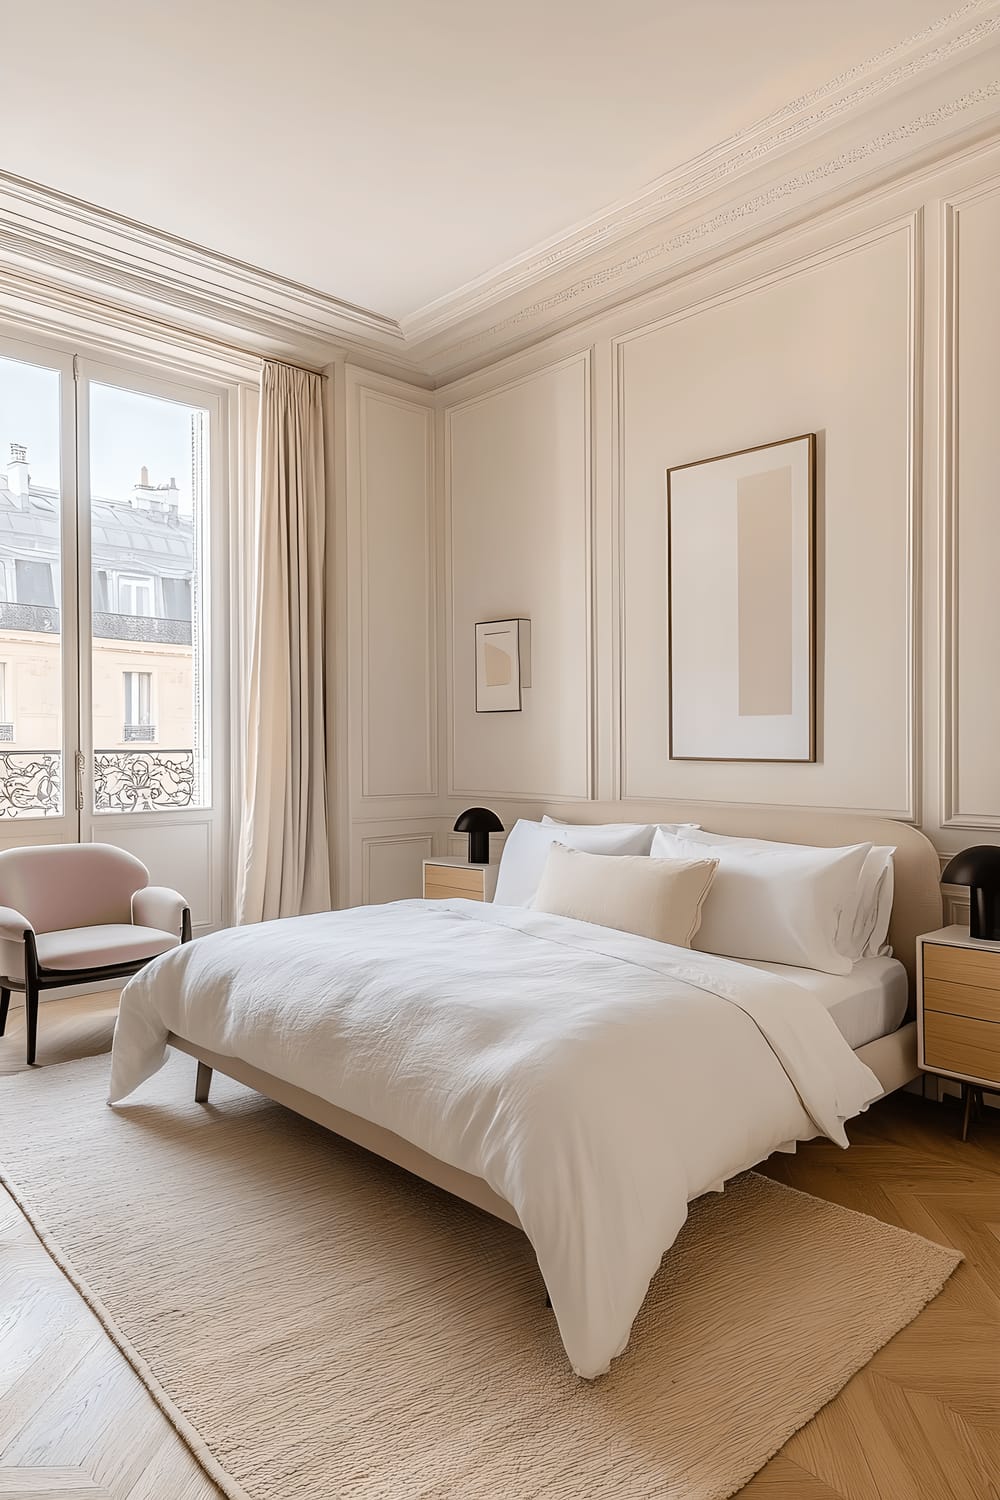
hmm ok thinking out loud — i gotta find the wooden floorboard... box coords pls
[1,994,998,1498]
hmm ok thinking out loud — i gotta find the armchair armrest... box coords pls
[132,886,190,939]
[0,904,33,943]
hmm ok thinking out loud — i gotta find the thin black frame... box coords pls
[474,618,528,714]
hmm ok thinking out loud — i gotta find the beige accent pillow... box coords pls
[533,843,718,948]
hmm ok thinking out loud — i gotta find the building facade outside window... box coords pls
[0,443,194,759]
[118,575,155,617]
[123,669,154,741]
[0,660,10,740]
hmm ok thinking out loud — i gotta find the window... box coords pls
[0,662,10,739]
[14,557,55,606]
[123,670,154,741]
[118,575,155,617]
[161,575,192,621]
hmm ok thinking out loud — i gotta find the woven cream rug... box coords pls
[0,1053,960,1500]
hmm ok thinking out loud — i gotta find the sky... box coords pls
[0,354,205,515]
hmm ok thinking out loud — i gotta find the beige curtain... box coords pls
[235,361,331,923]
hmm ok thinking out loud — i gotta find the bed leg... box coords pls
[195,1061,213,1104]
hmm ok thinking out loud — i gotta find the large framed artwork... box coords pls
[667,433,816,762]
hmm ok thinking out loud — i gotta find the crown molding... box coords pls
[0,170,427,380]
[403,0,1000,347]
[1,4,999,387]
[419,87,1000,382]
[412,12,1000,378]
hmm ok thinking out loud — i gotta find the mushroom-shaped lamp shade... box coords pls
[454,807,504,865]
[941,845,1000,942]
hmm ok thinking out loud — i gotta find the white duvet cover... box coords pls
[109,899,883,1379]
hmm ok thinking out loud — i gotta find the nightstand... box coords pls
[917,924,1000,1139]
[422,856,498,903]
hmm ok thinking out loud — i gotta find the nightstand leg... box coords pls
[961,1082,974,1142]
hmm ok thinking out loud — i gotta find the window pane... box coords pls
[0,358,64,816]
[89,382,210,812]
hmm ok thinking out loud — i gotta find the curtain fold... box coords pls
[235,361,331,923]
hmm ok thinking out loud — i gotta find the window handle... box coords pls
[74,750,85,812]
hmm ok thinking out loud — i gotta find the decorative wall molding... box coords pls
[443,350,594,803]
[360,831,435,905]
[356,384,438,802]
[610,215,922,822]
[940,180,1000,828]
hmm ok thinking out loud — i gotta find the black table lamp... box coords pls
[941,845,1000,941]
[454,807,503,865]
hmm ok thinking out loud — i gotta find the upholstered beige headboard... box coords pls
[538,801,942,998]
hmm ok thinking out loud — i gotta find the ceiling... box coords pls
[0,1,973,322]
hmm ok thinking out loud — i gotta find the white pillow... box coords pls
[533,843,718,947]
[542,816,700,837]
[658,827,894,964]
[494,819,656,907]
[854,847,895,958]
[650,828,872,975]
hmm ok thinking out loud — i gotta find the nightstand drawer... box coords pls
[424,878,485,902]
[923,1010,1000,1085]
[424,864,485,896]
[924,976,1000,1024]
[924,942,1000,990]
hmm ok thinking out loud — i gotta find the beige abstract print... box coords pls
[737,464,793,718]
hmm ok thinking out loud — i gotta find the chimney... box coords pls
[132,466,180,521]
[7,443,30,506]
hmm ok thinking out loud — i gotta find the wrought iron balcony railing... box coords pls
[93,748,195,812]
[0,748,199,817]
[123,723,156,743]
[0,723,13,743]
[0,601,192,646]
[0,751,60,817]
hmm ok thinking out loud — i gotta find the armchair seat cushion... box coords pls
[36,924,180,972]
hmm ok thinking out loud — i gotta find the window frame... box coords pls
[117,573,156,618]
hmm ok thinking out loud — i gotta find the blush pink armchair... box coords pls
[0,843,190,1066]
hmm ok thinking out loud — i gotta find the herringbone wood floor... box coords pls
[1,994,998,1499]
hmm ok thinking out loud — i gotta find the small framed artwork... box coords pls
[475,618,531,713]
[667,433,816,762]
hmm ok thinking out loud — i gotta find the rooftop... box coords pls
[0,445,193,576]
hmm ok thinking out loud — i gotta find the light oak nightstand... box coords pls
[422,856,498,903]
[917,924,1000,1139]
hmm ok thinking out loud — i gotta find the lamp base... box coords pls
[970,886,1000,942]
[467,830,490,865]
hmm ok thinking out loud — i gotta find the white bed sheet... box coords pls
[728,955,908,1049]
[109,900,882,1379]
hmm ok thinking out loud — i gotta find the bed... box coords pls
[109,802,943,1379]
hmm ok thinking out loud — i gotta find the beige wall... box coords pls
[336,135,1000,913]
[336,369,439,905]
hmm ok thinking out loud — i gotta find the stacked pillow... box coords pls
[492,819,657,907]
[651,828,894,973]
[533,843,718,948]
[491,817,895,975]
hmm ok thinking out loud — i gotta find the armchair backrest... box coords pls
[0,843,150,934]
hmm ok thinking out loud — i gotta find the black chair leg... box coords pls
[25,979,39,1066]
[0,988,9,1037]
